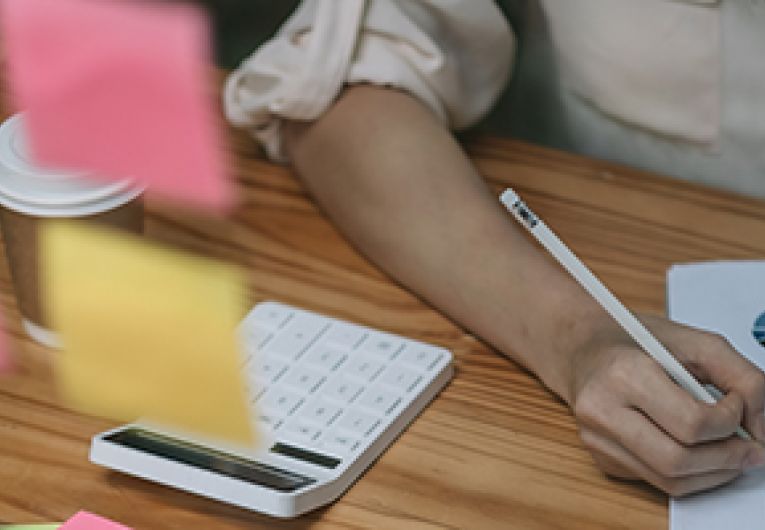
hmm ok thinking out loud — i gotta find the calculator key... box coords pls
[283,366,326,393]
[360,333,403,360]
[256,412,282,432]
[357,386,401,415]
[252,356,289,384]
[324,322,366,350]
[266,314,328,360]
[336,409,380,437]
[240,325,272,358]
[345,356,385,382]
[322,375,364,404]
[304,345,347,372]
[379,366,422,393]
[246,325,272,348]
[297,398,343,427]
[250,303,294,330]
[282,419,322,444]
[319,432,359,456]
[259,388,305,416]
[246,379,266,401]
[399,345,444,371]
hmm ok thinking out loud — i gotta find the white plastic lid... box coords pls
[0,114,143,217]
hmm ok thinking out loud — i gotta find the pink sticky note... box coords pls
[0,0,231,210]
[59,511,131,530]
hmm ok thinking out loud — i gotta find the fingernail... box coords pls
[743,448,765,471]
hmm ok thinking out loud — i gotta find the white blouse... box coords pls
[527,0,765,199]
[223,0,514,162]
[224,0,765,199]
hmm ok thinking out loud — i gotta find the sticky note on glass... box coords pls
[59,512,128,530]
[0,0,231,210]
[42,222,254,444]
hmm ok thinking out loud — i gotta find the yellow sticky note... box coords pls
[42,221,254,444]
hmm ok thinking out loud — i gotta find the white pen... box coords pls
[499,188,752,441]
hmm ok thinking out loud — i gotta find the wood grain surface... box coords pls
[1,83,765,529]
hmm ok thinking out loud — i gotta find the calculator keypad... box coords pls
[243,326,272,353]
[252,356,288,384]
[259,388,304,416]
[357,385,401,415]
[322,375,363,404]
[283,419,321,439]
[241,302,449,461]
[298,398,343,427]
[323,322,366,350]
[360,333,404,360]
[250,303,293,330]
[345,356,385,382]
[336,409,380,437]
[282,366,326,394]
[303,344,347,372]
[319,432,359,455]
[399,345,443,371]
[266,315,327,360]
[379,366,421,392]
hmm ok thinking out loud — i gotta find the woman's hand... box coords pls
[282,83,765,496]
[567,314,765,496]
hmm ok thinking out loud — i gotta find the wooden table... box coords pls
[2,102,765,530]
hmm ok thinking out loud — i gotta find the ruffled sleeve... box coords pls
[223,0,515,162]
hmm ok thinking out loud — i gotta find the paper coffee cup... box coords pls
[0,114,144,347]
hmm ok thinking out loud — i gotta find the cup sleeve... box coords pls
[223,0,516,163]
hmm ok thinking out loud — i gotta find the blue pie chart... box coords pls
[754,311,765,348]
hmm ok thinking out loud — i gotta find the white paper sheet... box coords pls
[667,261,765,530]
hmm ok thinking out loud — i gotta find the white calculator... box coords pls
[89,301,454,518]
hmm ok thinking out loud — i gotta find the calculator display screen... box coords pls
[104,428,315,492]
[270,442,341,469]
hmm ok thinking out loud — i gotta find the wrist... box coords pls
[500,266,608,406]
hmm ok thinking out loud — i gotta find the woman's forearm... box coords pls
[282,85,765,497]
[283,85,601,403]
